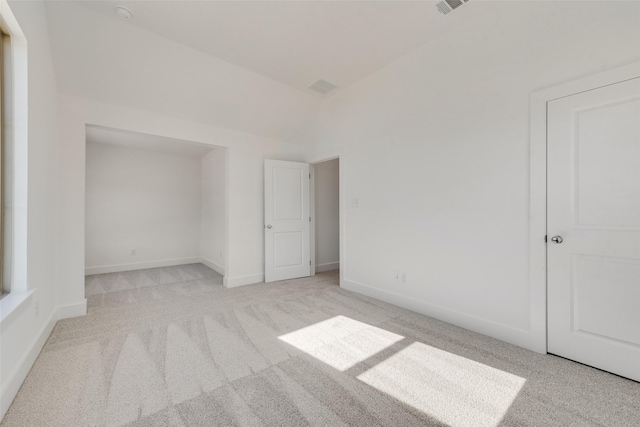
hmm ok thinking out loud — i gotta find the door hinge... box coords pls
[544,235,548,243]
[309,173,311,179]
[309,260,311,265]
[309,217,311,222]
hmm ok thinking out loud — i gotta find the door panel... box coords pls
[575,99,640,228]
[273,167,303,221]
[574,255,640,345]
[264,160,310,282]
[547,77,640,382]
[273,232,304,268]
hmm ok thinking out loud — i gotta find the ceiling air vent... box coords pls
[436,0,469,16]
[308,79,338,95]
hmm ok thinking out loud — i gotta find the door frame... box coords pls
[529,61,640,354]
[308,149,343,286]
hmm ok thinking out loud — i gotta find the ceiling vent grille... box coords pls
[436,0,470,16]
[308,79,338,95]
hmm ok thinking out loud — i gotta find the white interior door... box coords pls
[264,159,311,282]
[547,77,640,381]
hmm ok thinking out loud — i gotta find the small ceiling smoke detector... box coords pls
[308,79,338,95]
[115,6,133,20]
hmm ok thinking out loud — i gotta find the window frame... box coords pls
[0,0,31,323]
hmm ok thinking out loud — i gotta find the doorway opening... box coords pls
[311,158,340,278]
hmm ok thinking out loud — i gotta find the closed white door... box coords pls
[547,77,640,381]
[264,159,311,282]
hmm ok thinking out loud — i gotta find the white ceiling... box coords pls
[45,1,488,142]
[86,125,216,157]
[76,0,481,93]
[46,1,322,143]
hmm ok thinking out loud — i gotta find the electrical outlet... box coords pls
[131,249,137,256]
[394,271,407,284]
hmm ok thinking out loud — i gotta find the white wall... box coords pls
[45,1,321,144]
[314,159,339,272]
[200,148,227,275]
[0,0,61,419]
[305,1,640,351]
[85,143,203,273]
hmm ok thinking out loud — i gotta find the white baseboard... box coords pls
[316,262,339,273]
[223,273,264,288]
[57,299,87,319]
[0,309,57,421]
[342,278,534,351]
[199,257,225,276]
[85,257,201,275]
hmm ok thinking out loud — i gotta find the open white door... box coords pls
[264,159,311,283]
[547,77,640,381]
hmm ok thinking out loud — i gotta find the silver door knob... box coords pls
[551,235,563,244]
[266,224,272,229]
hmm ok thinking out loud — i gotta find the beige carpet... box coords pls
[2,264,639,426]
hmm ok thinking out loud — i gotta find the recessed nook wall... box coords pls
[84,139,209,274]
[200,148,227,275]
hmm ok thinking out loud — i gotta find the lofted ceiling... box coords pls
[75,0,482,92]
[45,1,488,142]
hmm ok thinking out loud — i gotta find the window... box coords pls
[0,1,29,318]
[0,24,6,297]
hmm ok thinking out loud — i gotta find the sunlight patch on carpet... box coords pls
[357,342,526,427]
[278,315,404,371]
[280,316,526,426]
